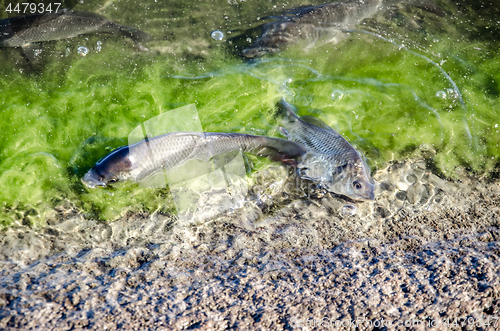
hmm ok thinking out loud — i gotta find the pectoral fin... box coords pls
[278,126,291,139]
[21,43,43,62]
[253,146,299,166]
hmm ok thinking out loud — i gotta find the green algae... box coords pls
[0,0,499,226]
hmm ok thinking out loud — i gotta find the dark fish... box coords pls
[0,9,152,60]
[277,99,375,200]
[242,0,443,58]
[82,132,306,188]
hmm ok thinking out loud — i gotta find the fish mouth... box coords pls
[361,191,375,201]
[352,186,376,201]
[345,186,375,201]
[341,191,375,202]
[362,182,376,201]
[81,169,106,188]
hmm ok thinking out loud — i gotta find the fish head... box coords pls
[344,174,375,201]
[82,167,109,188]
[328,163,375,201]
[242,22,292,58]
[81,146,131,188]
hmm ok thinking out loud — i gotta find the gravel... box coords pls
[1,159,499,330]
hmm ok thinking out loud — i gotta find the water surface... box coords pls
[0,0,498,225]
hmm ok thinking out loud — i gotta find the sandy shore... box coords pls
[0,159,499,330]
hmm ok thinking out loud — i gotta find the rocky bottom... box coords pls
[0,159,499,330]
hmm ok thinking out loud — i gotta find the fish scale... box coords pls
[82,132,306,188]
[279,112,358,165]
[277,99,375,200]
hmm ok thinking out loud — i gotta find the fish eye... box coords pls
[109,177,117,183]
[353,180,363,190]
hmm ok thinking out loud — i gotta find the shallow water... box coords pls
[0,0,499,226]
[0,0,500,327]
[1,158,500,328]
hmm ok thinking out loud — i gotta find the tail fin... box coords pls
[257,136,306,156]
[101,21,152,49]
[246,134,306,166]
[204,132,306,165]
[115,24,152,43]
[275,98,301,123]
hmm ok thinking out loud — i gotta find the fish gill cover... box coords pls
[0,0,498,227]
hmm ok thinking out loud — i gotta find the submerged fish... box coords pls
[242,0,443,58]
[0,9,152,60]
[276,99,375,200]
[82,132,306,188]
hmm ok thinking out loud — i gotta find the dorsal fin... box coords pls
[276,99,300,122]
[299,115,335,132]
[299,115,344,138]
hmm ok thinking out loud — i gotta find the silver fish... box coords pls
[277,99,375,200]
[82,131,306,188]
[242,0,443,58]
[0,9,152,60]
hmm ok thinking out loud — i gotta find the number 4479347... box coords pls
[6,3,62,14]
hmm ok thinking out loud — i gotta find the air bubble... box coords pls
[296,95,313,106]
[331,90,344,101]
[96,41,102,52]
[340,204,357,217]
[406,174,417,183]
[445,88,457,99]
[395,191,407,200]
[435,91,446,99]
[77,46,89,56]
[211,30,224,41]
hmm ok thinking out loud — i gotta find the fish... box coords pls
[0,9,152,61]
[82,131,307,188]
[242,0,443,58]
[276,99,375,200]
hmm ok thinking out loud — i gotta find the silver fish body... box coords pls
[82,132,306,188]
[277,99,375,200]
[242,0,443,58]
[0,9,151,58]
